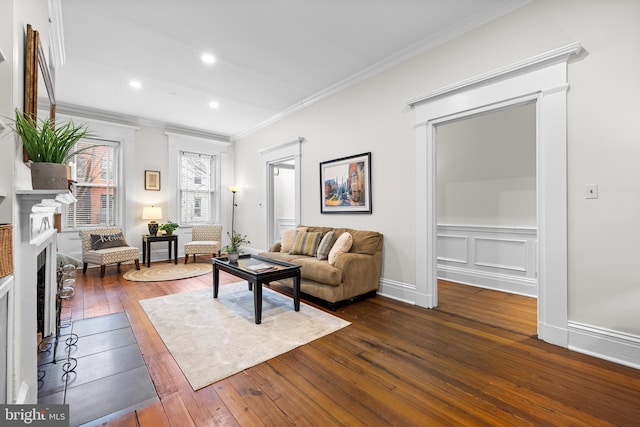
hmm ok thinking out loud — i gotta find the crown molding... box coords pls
[407,42,584,106]
[231,0,532,141]
[164,127,231,143]
[55,101,231,142]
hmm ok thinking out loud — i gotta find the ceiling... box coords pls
[55,0,528,140]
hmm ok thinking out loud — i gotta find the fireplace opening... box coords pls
[36,248,46,336]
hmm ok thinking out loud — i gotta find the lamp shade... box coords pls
[142,206,162,221]
[228,185,240,193]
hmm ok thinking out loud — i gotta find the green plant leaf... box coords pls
[13,110,94,163]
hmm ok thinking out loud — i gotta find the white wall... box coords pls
[0,0,15,221]
[5,0,51,404]
[437,102,536,227]
[234,0,640,342]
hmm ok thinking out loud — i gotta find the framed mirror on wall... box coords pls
[23,24,56,161]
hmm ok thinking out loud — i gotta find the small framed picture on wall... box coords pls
[145,170,161,191]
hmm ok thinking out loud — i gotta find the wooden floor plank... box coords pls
[134,400,170,427]
[67,264,640,426]
[190,384,240,427]
[161,391,197,427]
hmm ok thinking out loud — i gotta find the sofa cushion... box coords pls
[304,226,335,235]
[328,232,352,265]
[293,257,342,286]
[281,227,307,252]
[90,232,128,250]
[289,231,322,256]
[261,251,303,264]
[316,231,336,261]
[349,230,382,255]
[333,229,380,255]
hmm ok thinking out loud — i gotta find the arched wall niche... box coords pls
[409,42,584,348]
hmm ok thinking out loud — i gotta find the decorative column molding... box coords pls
[409,43,585,349]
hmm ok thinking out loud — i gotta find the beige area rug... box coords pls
[139,281,351,390]
[123,262,212,282]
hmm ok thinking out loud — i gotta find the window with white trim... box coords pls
[65,139,119,229]
[180,151,215,224]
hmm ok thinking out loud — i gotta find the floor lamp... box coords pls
[229,185,239,237]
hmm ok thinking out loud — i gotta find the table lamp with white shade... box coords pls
[142,206,162,236]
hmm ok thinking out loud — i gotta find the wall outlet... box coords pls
[585,184,598,199]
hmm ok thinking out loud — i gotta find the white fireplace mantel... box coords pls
[16,190,73,338]
[10,189,75,403]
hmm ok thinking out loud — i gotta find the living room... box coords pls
[2,0,640,424]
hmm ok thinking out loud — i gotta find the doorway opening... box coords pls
[410,43,583,347]
[269,160,296,241]
[261,138,302,248]
[435,102,538,335]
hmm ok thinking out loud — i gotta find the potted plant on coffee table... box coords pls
[13,110,93,190]
[223,231,250,262]
[159,220,179,235]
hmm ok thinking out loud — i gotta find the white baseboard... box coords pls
[438,265,538,297]
[538,321,568,347]
[378,278,418,305]
[568,322,640,369]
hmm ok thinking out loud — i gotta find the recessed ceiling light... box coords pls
[129,80,142,89]
[209,101,220,109]
[201,53,216,65]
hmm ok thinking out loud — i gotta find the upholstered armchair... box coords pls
[79,227,140,277]
[184,224,222,264]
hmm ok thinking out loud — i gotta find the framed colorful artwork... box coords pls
[320,152,371,214]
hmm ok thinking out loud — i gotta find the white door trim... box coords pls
[409,42,584,348]
[260,138,302,248]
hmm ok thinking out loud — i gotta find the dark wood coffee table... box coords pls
[211,254,301,324]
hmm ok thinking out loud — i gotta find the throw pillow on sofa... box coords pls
[316,231,336,261]
[280,227,308,252]
[328,232,352,265]
[90,232,128,250]
[289,231,323,256]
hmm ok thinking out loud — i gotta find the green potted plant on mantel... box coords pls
[13,110,93,190]
[159,220,179,235]
[223,231,250,262]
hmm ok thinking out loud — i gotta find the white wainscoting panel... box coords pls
[474,237,528,272]
[437,225,538,296]
[437,234,467,264]
[276,217,296,240]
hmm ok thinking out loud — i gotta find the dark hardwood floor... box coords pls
[66,259,640,426]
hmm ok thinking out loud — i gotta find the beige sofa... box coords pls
[260,226,383,309]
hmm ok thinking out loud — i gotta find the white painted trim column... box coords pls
[409,43,583,348]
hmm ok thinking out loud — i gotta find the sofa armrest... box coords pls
[334,252,382,293]
[269,241,282,252]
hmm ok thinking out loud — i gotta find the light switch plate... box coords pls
[585,184,598,199]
